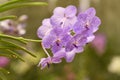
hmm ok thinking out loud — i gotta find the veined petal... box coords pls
[53,7,65,16]
[85,7,96,18]
[52,57,62,63]
[38,58,48,69]
[91,16,101,33]
[75,47,84,53]
[42,19,51,26]
[50,27,63,36]
[87,34,95,43]
[42,34,56,48]
[65,5,77,17]
[53,48,66,58]
[61,33,72,46]
[37,19,52,38]
[51,43,62,53]
[65,49,76,62]
[73,21,85,34]
[50,15,63,27]
[77,13,88,21]
[64,16,77,29]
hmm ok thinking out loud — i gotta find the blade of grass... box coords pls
[0,40,36,57]
[0,2,48,12]
[0,0,28,8]
[0,15,17,21]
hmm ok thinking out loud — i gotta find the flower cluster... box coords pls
[37,5,101,69]
[0,15,28,36]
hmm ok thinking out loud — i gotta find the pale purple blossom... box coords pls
[73,8,101,34]
[37,19,52,39]
[53,48,76,62]
[65,34,87,53]
[42,27,71,53]
[50,5,77,30]
[91,34,106,55]
[37,6,101,69]
[38,56,62,69]
[0,15,28,36]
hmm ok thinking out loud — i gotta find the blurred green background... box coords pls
[1,0,120,80]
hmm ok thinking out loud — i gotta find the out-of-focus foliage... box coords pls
[0,0,47,80]
[0,0,120,80]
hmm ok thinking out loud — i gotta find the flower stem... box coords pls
[0,34,41,43]
[41,43,50,57]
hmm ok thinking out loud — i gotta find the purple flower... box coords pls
[91,34,106,55]
[0,15,28,36]
[53,48,79,62]
[73,8,101,34]
[65,33,87,53]
[37,6,101,69]
[42,27,71,53]
[0,56,10,67]
[50,5,77,30]
[38,56,62,69]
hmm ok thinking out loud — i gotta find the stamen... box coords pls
[73,44,78,48]
[85,21,90,30]
[56,40,60,46]
[47,62,50,68]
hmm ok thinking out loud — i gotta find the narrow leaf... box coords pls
[0,34,27,44]
[0,15,17,21]
[0,0,27,8]
[0,2,48,12]
[0,40,36,57]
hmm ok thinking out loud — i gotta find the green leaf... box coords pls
[0,15,17,21]
[0,40,36,58]
[0,2,48,12]
[0,34,41,43]
[0,0,28,8]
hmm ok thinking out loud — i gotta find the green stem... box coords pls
[0,34,41,43]
[0,34,27,44]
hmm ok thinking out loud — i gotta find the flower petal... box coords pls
[65,5,77,17]
[65,49,76,62]
[51,42,62,53]
[53,7,65,16]
[87,34,95,43]
[37,19,52,38]
[85,7,96,18]
[52,57,62,63]
[42,34,56,48]
[38,58,48,69]
[91,16,101,33]
[53,48,66,58]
